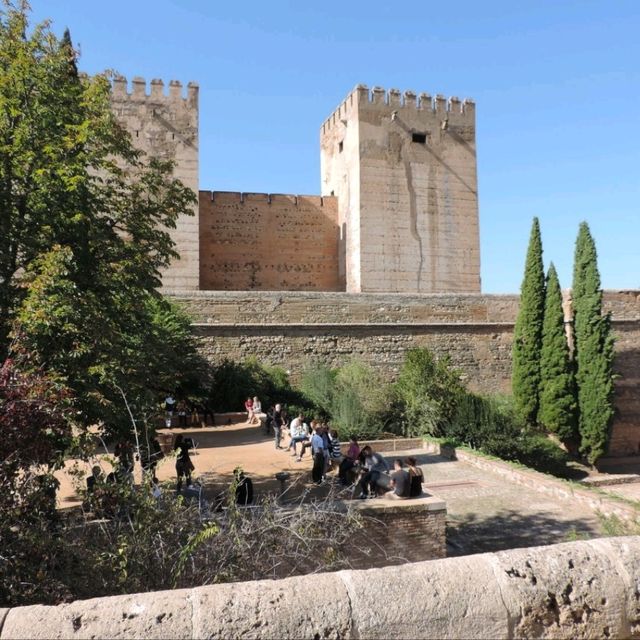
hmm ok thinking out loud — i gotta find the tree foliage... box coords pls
[0,3,195,356]
[11,245,207,437]
[538,263,578,444]
[512,217,546,426]
[572,222,615,464]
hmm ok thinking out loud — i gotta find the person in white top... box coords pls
[288,414,309,457]
[251,396,262,425]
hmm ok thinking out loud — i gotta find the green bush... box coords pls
[396,348,466,437]
[445,392,569,476]
[300,360,397,439]
[208,357,305,412]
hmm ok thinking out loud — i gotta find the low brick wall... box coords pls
[350,495,446,568]
[3,537,640,639]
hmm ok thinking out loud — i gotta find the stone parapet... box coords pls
[2,538,640,639]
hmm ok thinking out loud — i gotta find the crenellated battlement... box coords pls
[201,191,336,208]
[322,84,475,132]
[111,75,198,104]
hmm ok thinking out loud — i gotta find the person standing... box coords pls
[311,426,326,484]
[174,434,195,493]
[273,403,284,449]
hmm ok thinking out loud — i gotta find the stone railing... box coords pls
[2,537,639,639]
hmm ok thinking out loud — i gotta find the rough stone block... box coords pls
[1,589,194,639]
[191,572,352,639]
[339,554,510,639]
[491,539,629,639]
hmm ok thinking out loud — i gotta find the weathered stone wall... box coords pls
[110,77,199,290]
[3,538,640,639]
[198,192,340,291]
[321,86,480,293]
[168,290,640,457]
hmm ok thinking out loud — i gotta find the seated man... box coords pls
[288,414,309,457]
[358,446,390,498]
[385,459,410,499]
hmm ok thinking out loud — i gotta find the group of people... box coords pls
[244,396,263,425]
[338,440,425,500]
[260,404,426,498]
[165,395,215,428]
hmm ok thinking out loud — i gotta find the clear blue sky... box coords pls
[32,0,640,293]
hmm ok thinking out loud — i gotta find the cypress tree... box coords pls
[572,222,615,465]
[538,263,578,445]
[512,217,546,426]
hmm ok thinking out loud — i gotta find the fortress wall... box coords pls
[198,192,341,291]
[168,290,640,457]
[110,77,199,290]
[3,537,640,639]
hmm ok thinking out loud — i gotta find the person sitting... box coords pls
[251,396,263,426]
[358,446,390,498]
[298,420,318,460]
[339,436,360,486]
[289,414,309,458]
[385,459,410,500]
[406,456,425,497]
[234,467,254,506]
[244,396,254,424]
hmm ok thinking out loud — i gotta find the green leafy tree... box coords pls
[0,4,195,355]
[512,217,546,426]
[572,222,615,465]
[11,245,207,437]
[538,263,578,445]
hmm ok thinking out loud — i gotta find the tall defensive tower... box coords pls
[110,76,200,290]
[320,85,480,293]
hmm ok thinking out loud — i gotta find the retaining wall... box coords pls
[167,289,640,457]
[2,537,639,639]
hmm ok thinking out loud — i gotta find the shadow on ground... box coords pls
[446,508,601,557]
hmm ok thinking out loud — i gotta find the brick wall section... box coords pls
[199,192,341,291]
[349,497,447,569]
[167,290,640,457]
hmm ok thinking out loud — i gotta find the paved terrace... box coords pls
[55,419,610,556]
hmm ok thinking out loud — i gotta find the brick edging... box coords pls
[423,440,640,521]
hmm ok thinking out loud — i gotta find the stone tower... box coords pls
[110,76,200,290]
[320,85,481,293]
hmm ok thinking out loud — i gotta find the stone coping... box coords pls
[2,538,640,639]
[350,493,446,513]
